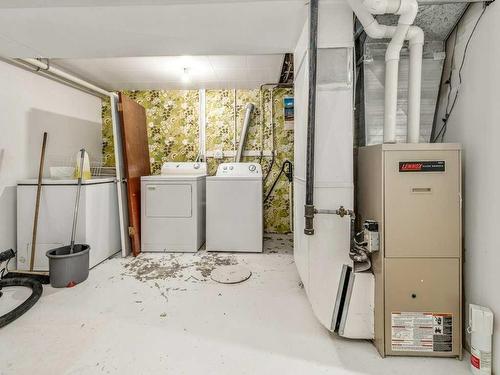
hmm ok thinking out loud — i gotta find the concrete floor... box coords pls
[1,234,470,375]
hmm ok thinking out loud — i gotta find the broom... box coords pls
[3,132,50,284]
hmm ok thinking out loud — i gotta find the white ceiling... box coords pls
[52,55,285,90]
[0,0,307,58]
[0,0,294,7]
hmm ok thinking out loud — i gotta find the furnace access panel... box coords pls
[357,143,462,358]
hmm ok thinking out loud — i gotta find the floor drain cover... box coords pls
[210,265,252,284]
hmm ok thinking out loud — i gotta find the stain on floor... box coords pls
[193,254,238,278]
[121,252,239,282]
[121,234,293,284]
[119,234,293,301]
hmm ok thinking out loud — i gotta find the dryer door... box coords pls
[145,184,192,218]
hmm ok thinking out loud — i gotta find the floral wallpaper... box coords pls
[102,99,114,167]
[102,88,294,233]
[261,88,294,234]
[205,89,235,155]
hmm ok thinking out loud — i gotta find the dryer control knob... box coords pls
[194,163,200,169]
[249,165,256,172]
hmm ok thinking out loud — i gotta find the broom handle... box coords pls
[30,132,48,271]
[70,149,86,253]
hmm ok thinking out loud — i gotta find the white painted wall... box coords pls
[293,1,355,331]
[0,61,102,254]
[436,2,500,372]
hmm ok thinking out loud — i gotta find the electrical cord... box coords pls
[263,153,275,184]
[0,249,15,279]
[0,258,11,279]
[264,160,293,203]
[432,4,488,142]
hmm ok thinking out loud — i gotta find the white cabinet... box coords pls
[17,177,120,271]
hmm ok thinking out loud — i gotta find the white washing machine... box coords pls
[141,162,206,252]
[206,162,263,253]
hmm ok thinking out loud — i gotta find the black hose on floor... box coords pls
[0,277,43,328]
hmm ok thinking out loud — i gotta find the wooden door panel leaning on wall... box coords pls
[117,93,151,256]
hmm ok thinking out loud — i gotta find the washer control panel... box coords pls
[216,163,262,177]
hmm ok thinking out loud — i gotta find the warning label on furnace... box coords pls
[391,312,452,352]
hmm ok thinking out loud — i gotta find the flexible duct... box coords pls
[235,103,254,162]
[348,0,423,144]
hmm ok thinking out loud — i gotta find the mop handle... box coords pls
[70,149,86,253]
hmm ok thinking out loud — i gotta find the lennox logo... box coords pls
[399,161,446,173]
[400,162,423,171]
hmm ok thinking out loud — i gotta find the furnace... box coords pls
[357,143,462,358]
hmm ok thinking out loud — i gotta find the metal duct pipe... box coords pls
[235,103,255,162]
[16,58,111,97]
[304,0,319,236]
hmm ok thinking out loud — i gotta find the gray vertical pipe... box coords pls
[236,103,255,162]
[304,0,319,235]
